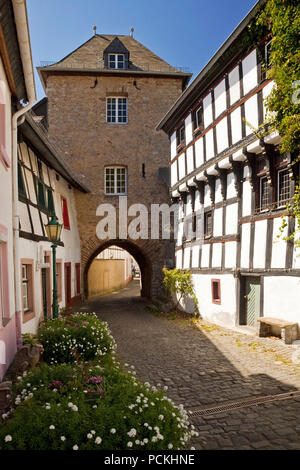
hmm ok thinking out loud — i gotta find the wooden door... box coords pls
[64,263,71,307]
[245,277,261,326]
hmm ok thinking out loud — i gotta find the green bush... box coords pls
[0,362,197,450]
[38,313,115,364]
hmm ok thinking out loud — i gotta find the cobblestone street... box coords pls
[80,281,300,450]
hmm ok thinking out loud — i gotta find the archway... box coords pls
[83,239,152,299]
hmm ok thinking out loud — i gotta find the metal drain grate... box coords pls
[189,390,300,417]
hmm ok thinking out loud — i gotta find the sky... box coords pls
[27,0,258,101]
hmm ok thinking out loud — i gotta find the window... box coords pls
[194,104,204,132]
[108,54,125,69]
[22,264,29,312]
[277,168,291,207]
[211,279,221,304]
[105,167,127,195]
[18,161,26,198]
[204,211,213,238]
[0,233,10,327]
[176,125,185,149]
[259,175,271,211]
[61,196,70,229]
[21,260,34,321]
[265,40,272,69]
[106,97,128,123]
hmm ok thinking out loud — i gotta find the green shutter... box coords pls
[18,162,26,197]
[47,188,55,214]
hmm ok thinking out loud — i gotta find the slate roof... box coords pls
[103,36,129,55]
[37,34,191,90]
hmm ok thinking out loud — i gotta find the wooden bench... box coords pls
[257,317,298,345]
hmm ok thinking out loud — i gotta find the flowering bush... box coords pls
[38,313,115,364]
[0,362,197,450]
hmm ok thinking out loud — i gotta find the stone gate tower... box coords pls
[37,34,190,298]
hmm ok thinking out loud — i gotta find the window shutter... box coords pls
[62,197,70,229]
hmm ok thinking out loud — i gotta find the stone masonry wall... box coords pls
[46,73,183,298]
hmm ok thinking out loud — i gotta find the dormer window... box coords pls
[109,54,125,69]
[103,37,130,70]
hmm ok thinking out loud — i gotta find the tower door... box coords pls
[244,277,261,327]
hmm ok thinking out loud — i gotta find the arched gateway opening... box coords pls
[84,240,152,299]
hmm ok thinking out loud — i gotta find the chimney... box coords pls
[130,27,134,38]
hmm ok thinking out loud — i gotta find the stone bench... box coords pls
[257,317,298,345]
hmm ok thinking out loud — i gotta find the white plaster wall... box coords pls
[186,146,194,175]
[271,217,287,269]
[214,79,226,118]
[191,245,200,268]
[203,93,213,128]
[183,247,191,269]
[19,202,32,233]
[204,185,211,207]
[185,114,193,145]
[262,80,275,120]
[227,172,236,199]
[264,276,300,325]
[178,153,185,180]
[176,249,182,269]
[244,94,258,135]
[292,220,300,269]
[195,137,204,168]
[216,117,228,153]
[230,106,242,144]
[215,179,223,204]
[229,66,240,105]
[253,219,267,269]
[225,242,237,268]
[225,203,238,235]
[186,194,193,216]
[171,161,177,186]
[201,244,210,268]
[242,180,252,216]
[242,49,257,95]
[194,190,201,211]
[213,208,223,237]
[240,223,251,269]
[212,243,222,267]
[177,221,183,246]
[170,132,177,160]
[205,129,215,160]
[192,273,237,327]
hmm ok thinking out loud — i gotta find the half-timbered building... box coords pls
[157,0,300,331]
[17,109,89,334]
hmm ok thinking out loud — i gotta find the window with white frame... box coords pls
[22,264,29,312]
[277,168,291,206]
[106,97,128,124]
[108,54,125,69]
[265,40,272,69]
[105,167,127,195]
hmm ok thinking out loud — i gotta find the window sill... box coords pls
[23,310,35,323]
[176,144,185,153]
[193,126,204,137]
[106,122,128,125]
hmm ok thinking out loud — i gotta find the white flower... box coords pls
[110,428,116,434]
[127,441,133,447]
[49,425,55,430]
[4,435,12,442]
[144,423,149,427]
[135,440,140,445]
[158,414,164,420]
[73,445,79,450]
[45,405,51,410]
[152,436,158,443]
[61,436,66,441]
[168,443,173,449]
[95,437,102,444]
[91,430,96,435]
[71,405,78,412]
[68,402,73,408]
[127,428,137,438]
[87,433,93,439]
[143,438,148,444]
[92,405,97,409]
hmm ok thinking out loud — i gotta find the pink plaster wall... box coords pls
[0,314,17,380]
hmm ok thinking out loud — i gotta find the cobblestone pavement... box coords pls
[80,281,300,450]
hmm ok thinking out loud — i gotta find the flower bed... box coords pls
[37,313,115,364]
[0,361,197,450]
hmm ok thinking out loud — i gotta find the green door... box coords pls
[245,277,261,326]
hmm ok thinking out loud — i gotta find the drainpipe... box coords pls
[12,0,36,348]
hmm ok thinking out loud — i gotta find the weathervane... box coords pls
[93,25,97,36]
